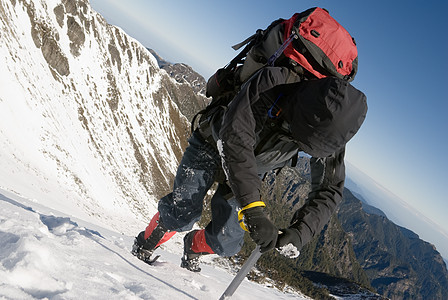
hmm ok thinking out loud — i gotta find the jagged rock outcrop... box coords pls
[148,48,209,121]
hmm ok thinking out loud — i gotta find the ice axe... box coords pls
[218,245,262,299]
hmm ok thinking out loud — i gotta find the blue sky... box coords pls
[89,0,448,253]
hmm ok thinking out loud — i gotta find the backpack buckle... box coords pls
[268,93,284,119]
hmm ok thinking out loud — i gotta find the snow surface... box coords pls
[277,244,300,259]
[0,0,188,235]
[0,188,309,300]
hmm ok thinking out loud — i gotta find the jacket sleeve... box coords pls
[290,147,346,249]
[218,67,290,207]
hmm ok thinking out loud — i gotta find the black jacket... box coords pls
[209,66,367,248]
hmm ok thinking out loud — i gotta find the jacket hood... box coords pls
[282,77,367,157]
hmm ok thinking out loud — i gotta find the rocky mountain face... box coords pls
[148,49,207,96]
[0,0,198,230]
[147,48,209,121]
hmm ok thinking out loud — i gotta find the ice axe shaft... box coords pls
[219,245,262,299]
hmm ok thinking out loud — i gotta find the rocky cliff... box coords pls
[0,0,195,230]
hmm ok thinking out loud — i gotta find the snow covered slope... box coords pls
[0,189,307,299]
[0,0,191,233]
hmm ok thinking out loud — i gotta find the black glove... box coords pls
[244,207,278,253]
[276,228,302,249]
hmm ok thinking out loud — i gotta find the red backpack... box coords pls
[282,7,358,81]
[206,7,358,100]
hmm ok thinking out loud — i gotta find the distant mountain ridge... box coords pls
[254,160,448,299]
[345,163,448,262]
[339,188,448,299]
